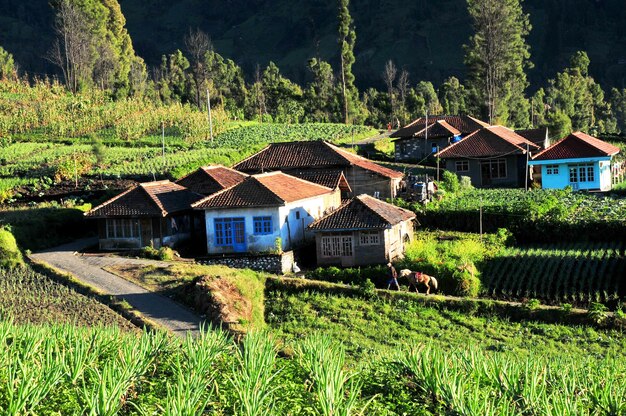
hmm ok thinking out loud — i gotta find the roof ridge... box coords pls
[270,171,333,191]
[191,176,250,208]
[436,129,478,157]
[139,185,167,216]
[85,184,138,216]
[232,143,271,170]
[355,194,394,224]
[140,180,175,187]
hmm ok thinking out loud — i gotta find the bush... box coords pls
[0,226,24,268]
[439,170,460,193]
[459,176,472,190]
[140,246,176,261]
[451,262,481,297]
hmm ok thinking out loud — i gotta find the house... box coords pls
[307,194,415,267]
[436,125,540,188]
[175,165,247,196]
[233,140,403,199]
[515,127,550,150]
[528,131,621,191]
[288,170,352,199]
[85,181,205,250]
[192,171,342,255]
[391,115,490,162]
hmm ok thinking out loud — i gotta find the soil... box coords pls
[15,178,138,203]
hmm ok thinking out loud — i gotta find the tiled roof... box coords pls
[86,181,204,218]
[515,128,548,148]
[193,172,334,209]
[233,140,403,179]
[532,131,621,161]
[390,115,489,139]
[308,194,415,231]
[436,126,540,159]
[289,169,352,192]
[175,165,247,195]
[394,119,462,142]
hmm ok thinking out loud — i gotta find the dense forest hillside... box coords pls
[1,0,626,89]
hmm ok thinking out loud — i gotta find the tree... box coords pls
[156,50,191,103]
[415,81,442,115]
[382,60,397,122]
[610,88,626,134]
[305,58,337,122]
[0,46,16,79]
[261,62,303,119]
[184,28,211,108]
[397,70,410,123]
[438,76,467,115]
[338,0,358,124]
[464,0,532,126]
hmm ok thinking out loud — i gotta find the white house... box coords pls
[192,172,342,254]
[529,132,621,191]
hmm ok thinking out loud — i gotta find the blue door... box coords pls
[214,217,246,252]
[232,218,246,252]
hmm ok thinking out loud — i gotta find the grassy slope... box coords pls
[265,278,626,360]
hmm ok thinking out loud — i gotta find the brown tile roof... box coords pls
[532,131,621,161]
[175,165,247,195]
[515,128,548,148]
[289,169,352,192]
[233,140,403,179]
[86,181,204,218]
[193,172,334,210]
[390,115,489,139]
[308,194,415,231]
[436,126,540,159]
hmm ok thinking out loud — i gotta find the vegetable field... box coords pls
[483,242,626,304]
[2,321,626,415]
[419,188,626,242]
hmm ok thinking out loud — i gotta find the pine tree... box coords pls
[338,0,357,124]
[0,47,15,79]
[464,0,532,126]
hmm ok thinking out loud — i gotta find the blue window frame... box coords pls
[253,216,272,235]
[214,218,233,246]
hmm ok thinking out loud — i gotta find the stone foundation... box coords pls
[199,251,295,274]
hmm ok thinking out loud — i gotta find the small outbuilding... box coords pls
[85,181,204,250]
[529,131,621,191]
[307,194,416,267]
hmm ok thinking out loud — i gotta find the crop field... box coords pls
[0,267,134,329]
[483,242,626,304]
[2,319,626,415]
[419,188,626,242]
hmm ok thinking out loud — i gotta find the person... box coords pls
[387,122,392,132]
[386,262,400,290]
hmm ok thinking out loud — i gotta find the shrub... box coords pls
[561,303,573,313]
[524,298,541,310]
[451,261,481,297]
[459,176,472,190]
[140,246,176,261]
[587,302,609,325]
[439,170,460,193]
[0,226,24,268]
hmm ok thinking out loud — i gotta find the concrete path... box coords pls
[30,238,202,337]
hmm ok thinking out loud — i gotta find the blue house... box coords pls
[529,132,621,191]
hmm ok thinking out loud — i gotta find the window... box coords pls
[106,219,140,239]
[295,211,300,220]
[569,164,595,183]
[321,235,353,257]
[253,216,272,235]
[546,165,559,175]
[481,159,507,179]
[455,160,469,172]
[359,231,380,246]
[214,217,245,247]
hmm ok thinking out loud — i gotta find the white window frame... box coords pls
[569,163,595,183]
[106,219,140,239]
[359,230,380,246]
[545,164,559,175]
[321,235,353,257]
[482,159,507,179]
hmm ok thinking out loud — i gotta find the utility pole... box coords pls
[161,121,165,167]
[207,87,214,142]
[351,125,355,152]
[531,97,534,128]
[424,111,428,160]
[436,145,440,182]
[479,196,483,242]
[525,142,530,191]
[73,152,78,188]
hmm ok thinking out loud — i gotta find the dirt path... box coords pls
[30,238,203,336]
[355,130,394,145]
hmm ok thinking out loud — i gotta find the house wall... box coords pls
[345,166,400,199]
[204,190,341,255]
[394,136,454,162]
[314,220,414,267]
[97,214,195,250]
[531,157,611,191]
[445,155,523,188]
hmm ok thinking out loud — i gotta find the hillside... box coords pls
[1,0,626,89]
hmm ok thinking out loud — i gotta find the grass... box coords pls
[106,263,268,332]
[265,277,626,360]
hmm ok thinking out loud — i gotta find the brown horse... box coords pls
[399,269,438,295]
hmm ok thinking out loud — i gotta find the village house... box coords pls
[192,171,342,255]
[528,131,621,191]
[175,165,247,195]
[515,127,550,150]
[436,125,541,188]
[85,180,204,250]
[307,194,415,267]
[391,115,490,162]
[233,140,403,199]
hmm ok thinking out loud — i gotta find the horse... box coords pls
[399,269,438,295]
